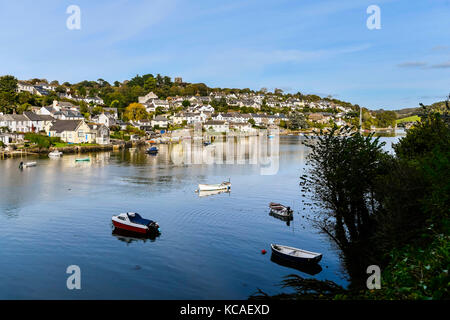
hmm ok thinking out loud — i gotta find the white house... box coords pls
[230,122,254,133]
[0,114,29,132]
[138,92,158,104]
[16,81,35,94]
[95,113,116,127]
[87,123,110,145]
[204,120,229,132]
[172,112,208,125]
[23,112,54,132]
[151,115,169,128]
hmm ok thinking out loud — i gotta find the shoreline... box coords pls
[0,141,144,159]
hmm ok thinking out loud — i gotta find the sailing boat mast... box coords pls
[359,107,362,132]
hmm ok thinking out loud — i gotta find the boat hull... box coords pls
[198,183,231,191]
[271,244,322,264]
[112,220,148,234]
[270,208,293,218]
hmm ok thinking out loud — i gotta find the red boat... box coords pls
[112,212,160,235]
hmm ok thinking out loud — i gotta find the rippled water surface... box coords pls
[0,136,401,299]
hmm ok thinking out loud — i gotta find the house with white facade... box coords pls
[138,92,158,104]
[151,115,169,128]
[204,120,229,132]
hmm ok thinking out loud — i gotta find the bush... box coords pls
[24,133,61,148]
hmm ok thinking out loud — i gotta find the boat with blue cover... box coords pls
[146,146,158,154]
[112,212,160,235]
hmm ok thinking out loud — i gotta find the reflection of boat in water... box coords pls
[112,228,158,243]
[269,211,292,226]
[197,189,231,197]
[271,244,322,264]
[270,253,323,276]
[198,181,231,191]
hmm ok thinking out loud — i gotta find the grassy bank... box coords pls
[396,115,421,124]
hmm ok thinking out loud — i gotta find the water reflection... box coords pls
[269,211,293,226]
[111,228,159,244]
[197,189,231,197]
[270,254,323,276]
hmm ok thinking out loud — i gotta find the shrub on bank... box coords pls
[24,133,61,148]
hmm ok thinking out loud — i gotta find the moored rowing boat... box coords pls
[271,244,322,264]
[198,181,231,191]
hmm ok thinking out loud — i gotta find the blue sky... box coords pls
[0,0,449,110]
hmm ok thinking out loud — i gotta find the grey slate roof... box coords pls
[49,120,83,133]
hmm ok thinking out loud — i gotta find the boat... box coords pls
[270,244,322,264]
[198,181,231,191]
[112,212,160,235]
[19,161,36,169]
[269,202,293,218]
[203,141,211,146]
[48,150,63,157]
[75,157,90,162]
[146,146,158,154]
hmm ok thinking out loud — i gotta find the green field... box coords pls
[396,115,421,124]
[53,142,99,148]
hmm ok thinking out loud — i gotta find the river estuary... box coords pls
[0,135,401,299]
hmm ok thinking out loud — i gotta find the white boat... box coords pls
[271,244,322,264]
[198,181,231,191]
[48,150,63,157]
[19,161,36,169]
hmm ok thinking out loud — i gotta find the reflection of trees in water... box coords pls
[114,136,312,168]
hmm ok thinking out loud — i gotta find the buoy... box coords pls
[261,249,267,255]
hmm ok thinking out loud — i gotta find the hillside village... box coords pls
[0,74,398,147]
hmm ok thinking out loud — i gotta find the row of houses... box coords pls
[0,108,110,145]
[137,91,353,113]
[17,81,104,105]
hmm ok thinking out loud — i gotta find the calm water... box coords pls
[0,135,401,299]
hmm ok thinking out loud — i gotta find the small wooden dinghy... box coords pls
[19,161,37,169]
[269,202,293,218]
[75,157,90,162]
[198,181,231,191]
[271,244,322,264]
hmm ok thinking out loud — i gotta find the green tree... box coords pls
[0,75,18,93]
[123,103,148,121]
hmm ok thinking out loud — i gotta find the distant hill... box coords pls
[394,107,421,118]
